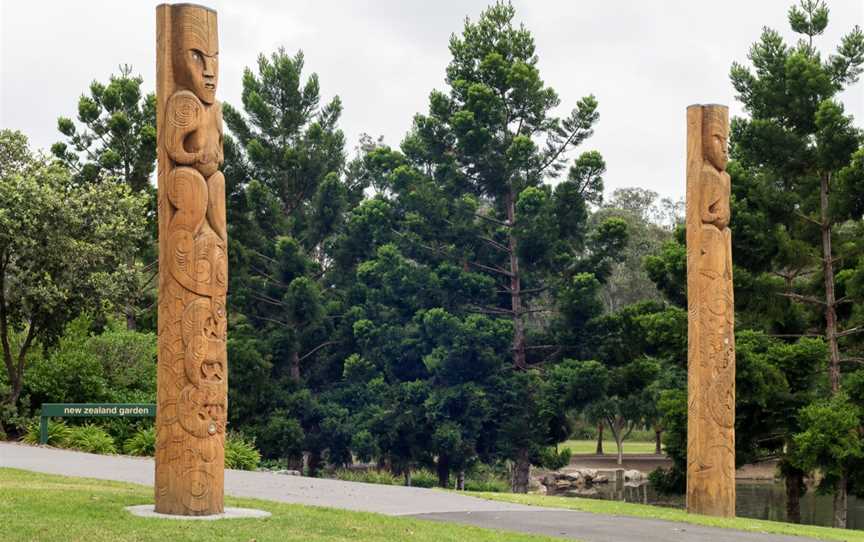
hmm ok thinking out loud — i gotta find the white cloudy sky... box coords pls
[1,0,862,200]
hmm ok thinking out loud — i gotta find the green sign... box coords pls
[41,403,155,417]
[39,403,156,444]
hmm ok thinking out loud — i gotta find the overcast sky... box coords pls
[2,0,862,200]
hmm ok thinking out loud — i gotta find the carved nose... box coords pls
[202,57,215,77]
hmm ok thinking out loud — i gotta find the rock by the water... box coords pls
[623,469,643,481]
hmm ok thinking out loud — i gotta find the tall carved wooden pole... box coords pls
[686,104,735,518]
[155,3,227,516]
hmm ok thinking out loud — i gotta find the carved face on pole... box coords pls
[172,6,219,104]
[702,108,728,172]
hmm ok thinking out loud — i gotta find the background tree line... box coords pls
[1,0,863,529]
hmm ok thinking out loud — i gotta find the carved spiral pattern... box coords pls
[170,93,201,128]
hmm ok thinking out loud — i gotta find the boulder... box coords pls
[579,468,598,480]
[530,484,548,496]
[561,472,583,483]
[623,469,644,482]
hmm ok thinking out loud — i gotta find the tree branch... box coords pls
[0,257,15,390]
[468,261,514,278]
[779,292,825,305]
[253,315,292,330]
[15,322,37,383]
[474,213,510,228]
[478,235,511,254]
[249,291,286,307]
[468,305,515,316]
[298,340,340,362]
[794,210,822,227]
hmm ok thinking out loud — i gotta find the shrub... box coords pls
[331,469,398,485]
[66,424,117,454]
[225,432,261,471]
[538,446,572,470]
[24,315,156,407]
[123,427,156,456]
[254,412,304,463]
[648,466,685,495]
[409,468,437,488]
[258,458,290,471]
[22,419,70,446]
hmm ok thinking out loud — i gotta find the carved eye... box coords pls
[191,51,202,62]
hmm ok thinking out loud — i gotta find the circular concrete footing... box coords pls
[125,505,271,520]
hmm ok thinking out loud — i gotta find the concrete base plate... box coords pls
[125,505,271,520]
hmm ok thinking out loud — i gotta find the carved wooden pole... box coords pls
[155,3,227,516]
[686,104,735,518]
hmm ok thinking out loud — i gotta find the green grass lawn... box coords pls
[561,438,660,455]
[471,492,863,542]
[0,468,563,542]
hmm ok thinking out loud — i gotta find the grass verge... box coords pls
[561,439,659,455]
[0,468,562,542]
[471,491,863,542]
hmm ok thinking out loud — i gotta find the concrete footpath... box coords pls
[0,442,819,542]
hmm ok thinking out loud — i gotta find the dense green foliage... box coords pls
[122,426,155,456]
[22,419,71,447]
[50,67,159,329]
[225,432,263,471]
[65,424,117,454]
[0,130,148,431]
[24,315,156,406]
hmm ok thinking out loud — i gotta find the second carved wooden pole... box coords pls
[685,104,736,518]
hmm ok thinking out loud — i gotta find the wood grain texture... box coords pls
[685,104,736,518]
[155,3,226,516]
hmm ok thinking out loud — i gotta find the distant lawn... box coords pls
[0,468,563,542]
[472,492,862,542]
[561,438,660,455]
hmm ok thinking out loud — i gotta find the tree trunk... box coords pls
[456,470,465,491]
[307,449,321,477]
[0,270,23,409]
[596,423,604,455]
[654,427,663,455]
[437,454,450,488]
[289,349,300,383]
[125,254,137,330]
[404,467,412,487]
[505,187,533,494]
[785,467,804,524]
[511,447,531,493]
[1,317,35,411]
[820,172,848,527]
[610,418,624,465]
[505,189,526,370]
[834,476,848,529]
[820,172,841,394]
[125,306,137,330]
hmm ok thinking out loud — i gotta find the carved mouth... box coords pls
[204,82,215,90]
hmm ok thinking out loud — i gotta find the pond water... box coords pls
[584,480,864,530]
